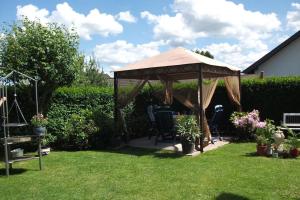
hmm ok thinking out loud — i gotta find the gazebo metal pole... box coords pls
[35,80,42,171]
[238,71,242,111]
[198,65,204,152]
[113,72,119,138]
[1,85,9,176]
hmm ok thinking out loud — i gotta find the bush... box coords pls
[47,86,114,149]
[65,110,98,149]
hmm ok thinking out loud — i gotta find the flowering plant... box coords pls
[230,110,266,131]
[255,119,276,145]
[230,109,267,140]
[31,113,48,127]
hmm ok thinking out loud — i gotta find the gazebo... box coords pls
[113,47,241,152]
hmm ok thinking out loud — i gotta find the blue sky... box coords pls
[1,0,300,73]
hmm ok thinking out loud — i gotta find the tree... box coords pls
[194,49,214,59]
[0,19,82,112]
[73,56,111,87]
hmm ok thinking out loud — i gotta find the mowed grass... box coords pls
[0,143,299,200]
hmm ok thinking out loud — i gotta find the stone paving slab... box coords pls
[128,137,231,156]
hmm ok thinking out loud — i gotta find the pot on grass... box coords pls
[176,115,200,155]
[290,148,299,158]
[181,138,195,154]
[256,144,267,156]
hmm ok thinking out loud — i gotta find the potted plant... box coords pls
[286,130,299,158]
[176,115,200,154]
[31,113,48,136]
[256,135,268,156]
[230,110,265,140]
[255,120,275,156]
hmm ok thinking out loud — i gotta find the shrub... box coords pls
[65,110,98,149]
[47,86,114,149]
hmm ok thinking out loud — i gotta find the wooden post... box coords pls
[113,73,119,138]
[197,65,204,152]
[238,71,242,112]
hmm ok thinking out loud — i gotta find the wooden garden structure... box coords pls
[113,47,241,151]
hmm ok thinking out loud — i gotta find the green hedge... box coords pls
[46,77,300,149]
[47,86,114,149]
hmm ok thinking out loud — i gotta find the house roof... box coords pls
[243,30,300,74]
[114,47,240,72]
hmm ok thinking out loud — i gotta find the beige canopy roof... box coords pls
[114,47,240,80]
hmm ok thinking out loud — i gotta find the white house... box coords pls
[243,30,300,76]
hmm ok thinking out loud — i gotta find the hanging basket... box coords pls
[33,126,46,136]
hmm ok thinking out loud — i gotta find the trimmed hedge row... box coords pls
[46,77,300,148]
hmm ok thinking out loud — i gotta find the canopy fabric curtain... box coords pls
[156,75,174,105]
[118,78,149,109]
[117,77,149,135]
[224,76,241,111]
[173,78,219,142]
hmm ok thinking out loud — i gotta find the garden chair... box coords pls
[154,110,177,145]
[209,105,224,143]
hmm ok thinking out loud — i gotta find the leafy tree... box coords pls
[0,19,82,112]
[194,49,214,59]
[73,56,111,87]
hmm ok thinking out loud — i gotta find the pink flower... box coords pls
[256,121,266,128]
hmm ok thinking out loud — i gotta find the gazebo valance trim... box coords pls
[115,63,240,80]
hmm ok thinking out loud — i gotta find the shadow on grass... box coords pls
[243,152,258,157]
[105,146,184,159]
[0,168,28,176]
[216,192,250,200]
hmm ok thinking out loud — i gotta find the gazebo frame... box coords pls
[113,48,241,152]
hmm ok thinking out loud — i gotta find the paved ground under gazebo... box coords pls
[128,137,231,156]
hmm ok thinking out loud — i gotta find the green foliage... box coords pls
[0,18,82,111]
[47,86,114,149]
[65,110,98,149]
[193,49,214,59]
[286,129,300,149]
[255,119,276,145]
[175,115,200,143]
[73,56,111,87]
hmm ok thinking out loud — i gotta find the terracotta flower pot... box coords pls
[256,144,267,156]
[290,148,299,158]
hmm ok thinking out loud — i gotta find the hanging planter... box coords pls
[31,114,48,136]
[33,126,46,136]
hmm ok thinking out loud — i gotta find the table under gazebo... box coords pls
[113,47,241,152]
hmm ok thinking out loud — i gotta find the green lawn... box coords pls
[0,143,299,200]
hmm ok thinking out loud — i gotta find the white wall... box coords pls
[254,36,300,76]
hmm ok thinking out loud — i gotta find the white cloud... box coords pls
[16,2,123,40]
[141,0,280,46]
[117,11,137,23]
[16,4,49,24]
[140,0,281,68]
[287,3,300,31]
[202,42,268,69]
[93,40,164,71]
